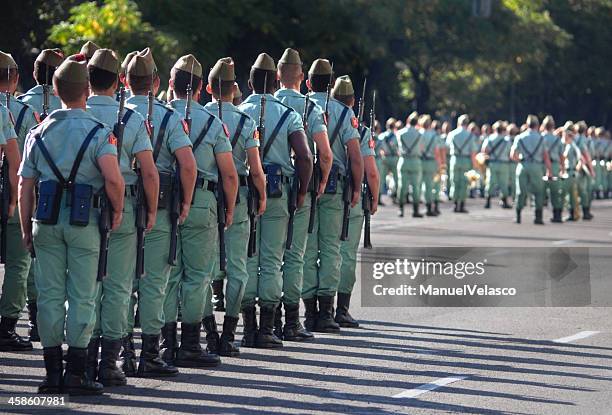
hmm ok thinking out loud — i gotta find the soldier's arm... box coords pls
[246,147,266,215]
[4,139,21,216]
[364,155,380,214]
[313,130,332,195]
[347,138,364,207]
[543,150,552,176]
[175,146,197,223]
[135,150,159,231]
[217,151,238,228]
[98,154,125,230]
[18,176,35,253]
[288,130,313,208]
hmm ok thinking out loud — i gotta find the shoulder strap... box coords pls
[152,109,173,162]
[456,133,472,155]
[359,126,368,143]
[423,134,436,156]
[404,132,421,155]
[67,124,104,184]
[34,134,66,185]
[262,108,293,159]
[122,108,135,125]
[192,115,216,152]
[329,106,350,148]
[489,137,505,159]
[548,137,560,155]
[307,102,316,119]
[231,114,248,148]
[14,105,29,134]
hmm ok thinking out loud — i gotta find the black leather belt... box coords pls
[195,177,217,192]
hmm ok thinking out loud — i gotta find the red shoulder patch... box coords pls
[145,121,153,137]
[369,138,375,149]
[108,133,118,146]
[223,123,230,138]
[181,119,190,134]
[34,112,41,123]
[351,116,359,129]
[253,130,260,140]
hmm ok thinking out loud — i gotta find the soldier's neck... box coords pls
[280,82,300,91]
[62,100,86,110]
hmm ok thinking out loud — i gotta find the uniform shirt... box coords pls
[511,129,547,163]
[420,129,438,159]
[0,104,17,145]
[87,95,152,186]
[17,85,62,116]
[563,142,582,171]
[447,127,477,157]
[542,131,563,163]
[125,95,191,175]
[357,125,376,157]
[483,133,511,162]
[170,98,231,183]
[397,125,422,158]
[239,93,303,177]
[204,101,258,177]
[601,139,612,160]
[308,92,358,176]
[0,93,38,152]
[377,130,400,158]
[574,134,590,156]
[275,88,327,154]
[19,109,116,191]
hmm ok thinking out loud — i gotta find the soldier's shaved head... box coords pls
[278,62,303,86]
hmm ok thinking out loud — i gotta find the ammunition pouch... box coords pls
[158,172,173,210]
[35,180,63,225]
[265,164,286,198]
[69,183,93,226]
[325,165,341,194]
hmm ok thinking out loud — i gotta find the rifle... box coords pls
[286,174,298,250]
[1,76,11,264]
[247,73,267,257]
[362,90,375,249]
[41,65,50,121]
[305,95,319,234]
[217,75,226,271]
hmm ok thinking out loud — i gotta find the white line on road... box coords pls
[392,376,468,399]
[553,331,600,343]
[552,239,578,245]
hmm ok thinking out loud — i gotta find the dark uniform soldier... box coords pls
[18,54,125,395]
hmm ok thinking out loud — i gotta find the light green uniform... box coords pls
[17,85,61,116]
[302,93,358,300]
[275,88,327,305]
[511,129,547,210]
[593,138,608,194]
[338,125,375,295]
[447,127,477,202]
[86,95,152,341]
[574,134,592,208]
[542,132,564,209]
[18,109,116,348]
[239,94,304,307]
[125,96,191,335]
[0,96,37,319]
[419,128,439,204]
[202,101,258,318]
[483,133,511,199]
[562,141,582,211]
[377,130,399,193]
[397,125,422,204]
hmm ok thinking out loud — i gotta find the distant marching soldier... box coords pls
[377,117,399,203]
[397,111,423,218]
[573,121,595,220]
[482,121,512,210]
[541,116,564,223]
[18,49,64,115]
[560,122,582,221]
[447,114,478,213]
[419,114,442,216]
[593,127,607,199]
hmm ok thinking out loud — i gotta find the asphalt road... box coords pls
[1,196,611,414]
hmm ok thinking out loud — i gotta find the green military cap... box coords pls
[88,48,119,74]
[332,75,354,97]
[308,58,332,76]
[54,54,89,84]
[80,41,100,59]
[0,51,17,70]
[121,50,138,73]
[172,54,202,78]
[36,49,65,68]
[209,57,235,81]
[127,48,155,77]
[252,53,276,71]
[278,48,302,65]
[233,82,242,98]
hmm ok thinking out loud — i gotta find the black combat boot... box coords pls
[534,208,544,225]
[550,208,563,223]
[434,201,441,215]
[314,296,341,333]
[98,338,127,387]
[582,206,593,220]
[426,203,436,216]
[219,316,240,357]
[398,203,404,217]
[453,201,459,212]
[484,196,491,209]
[273,303,283,339]
[175,322,221,368]
[202,315,220,355]
[501,197,512,209]
[255,305,283,348]
[137,333,179,377]
[0,316,33,351]
[85,337,100,381]
[515,208,521,224]
[458,201,468,213]
[283,303,314,342]
[412,203,423,218]
[27,302,40,342]
[334,293,359,328]
[120,333,138,377]
[211,279,225,312]
[565,208,576,222]
[160,322,178,365]
[63,347,104,396]
[240,306,258,348]
[38,346,63,394]
[303,297,318,332]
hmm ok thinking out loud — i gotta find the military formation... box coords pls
[0,42,380,396]
[375,113,611,224]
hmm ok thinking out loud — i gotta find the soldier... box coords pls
[85,48,159,386]
[302,59,361,334]
[124,48,197,377]
[80,41,100,61]
[18,49,64,115]
[593,127,607,199]
[201,57,265,355]
[510,115,552,224]
[0,52,29,351]
[18,54,125,395]
[0,51,40,350]
[397,112,423,217]
[274,48,332,342]
[162,54,238,367]
[541,116,564,222]
[446,114,478,213]
[335,75,379,327]
[238,53,312,348]
[482,121,512,209]
[573,121,595,220]
[377,118,399,203]
[419,114,442,216]
[118,51,138,99]
[560,122,582,221]
[431,120,446,214]
[506,123,519,199]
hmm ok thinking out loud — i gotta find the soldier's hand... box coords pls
[8,202,16,218]
[146,211,157,233]
[257,196,267,216]
[297,192,307,209]
[179,202,191,224]
[111,211,123,231]
[371,200,379,215]
[225,210,234,229]
[317,180,327,199]
[22,232,33,254]
[351,190,360,208]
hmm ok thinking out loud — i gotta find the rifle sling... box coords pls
[152,109,173,162]
[231,114,248,148]
[329,106,350,149]
[14,105,29,135]
[519,135,544,162]
[262,108,293,160]
[192,115,216,152]
[488,137,505,161]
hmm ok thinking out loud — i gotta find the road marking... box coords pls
[553,331,600,343]
[392,376,467,399]
[552,239,578,245]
